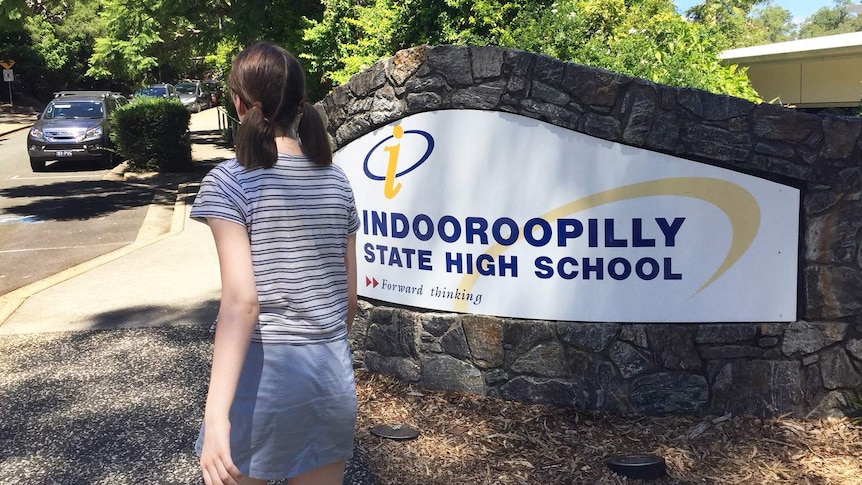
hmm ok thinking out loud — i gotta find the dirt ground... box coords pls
[353,370,862,484]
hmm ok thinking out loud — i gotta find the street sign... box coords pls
[2,69,12,82]
[0,60,14,69]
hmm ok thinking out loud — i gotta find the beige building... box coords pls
[720,31,862,109]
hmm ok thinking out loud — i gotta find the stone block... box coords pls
[499,376,586,407]
[389,46,427,86]
[365,351,420,382]
[805,204,862,264]
[584,112,622,140]
[509,342,570,378]
[503,320,554,354]
[821,116,862,159]
[349,61,387,96]
[684,125,751,162]
[451,82,505,109]
[531,81,569,105]
[647,325,702,370]
[645,112,680,152]
[462,315,504,368]
[804,266,862,319]
[758,337,779,347]
[532,54,565,85]
[470,45,505,79]
[585,360,626,412]
[365,307,417,358]
[426,45,473,87]
[752,104,821,143]
[678,90,753,121]
[622,92,656,146]
[504,49,533,93]
[629,372,709,415]
[562,65,625,107]
[405,92,443,113]
[619,324,649,348]
[556,322,619,352]
[700,345,763,360]
[420,354,484,394]
[421,313,458,337]
[440,324,470,360]
[695,324,758,344]
[710,360,803,416]
[609,341,652,378]
[806,390,852,419]
[781,321,848,356]
[819,347,862,389]
[483,368,509,386]
[847,339,862,361]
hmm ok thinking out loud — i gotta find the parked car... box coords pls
[27,91,123,172]
[202,80,222,105]
[175,81,212,112]
[134,83,179,101]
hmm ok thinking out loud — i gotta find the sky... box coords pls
[673,1,851,24]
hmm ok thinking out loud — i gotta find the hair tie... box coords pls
[248,102,270,123]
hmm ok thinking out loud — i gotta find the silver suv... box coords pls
[27,91,125,172]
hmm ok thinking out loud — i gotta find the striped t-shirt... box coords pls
[190,154,360,344]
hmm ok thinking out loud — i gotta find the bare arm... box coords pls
[345,233,357,332]
[200,217,259,485]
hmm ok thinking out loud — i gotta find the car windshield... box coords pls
[175,84,197,94]
[136,87,167,97]
[43,101,104,120]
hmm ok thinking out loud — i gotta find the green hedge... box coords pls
[109,97,192,172]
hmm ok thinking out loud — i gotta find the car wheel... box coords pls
[30,159,46,172]
[194,102,201,113]
[101,152,117,169]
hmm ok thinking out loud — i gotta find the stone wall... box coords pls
[321,44,862,417]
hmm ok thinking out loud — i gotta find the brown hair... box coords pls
[228,42,332,168]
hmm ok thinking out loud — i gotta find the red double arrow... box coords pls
[365,276,379,288]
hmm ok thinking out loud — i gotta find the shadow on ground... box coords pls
[0,301,376,485]
[0,165,214,222]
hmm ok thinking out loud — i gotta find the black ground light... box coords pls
[605,453,667,480]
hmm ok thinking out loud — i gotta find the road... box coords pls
[0,127,176,296]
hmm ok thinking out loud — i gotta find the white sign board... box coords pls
[2,69,12,82]
[334,110,799,322]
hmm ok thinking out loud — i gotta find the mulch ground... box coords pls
[353,370,862,484]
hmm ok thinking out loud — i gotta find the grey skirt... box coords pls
[195,337,357,480]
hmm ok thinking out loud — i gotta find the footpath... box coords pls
[0,108,376,484]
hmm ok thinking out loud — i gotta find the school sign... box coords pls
[335,109,800,323]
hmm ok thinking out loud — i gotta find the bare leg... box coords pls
[288,461,346,485]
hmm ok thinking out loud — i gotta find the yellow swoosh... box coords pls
[454,177,760,311]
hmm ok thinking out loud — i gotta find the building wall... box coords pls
[320,45,862,417]
[746,58,862,108]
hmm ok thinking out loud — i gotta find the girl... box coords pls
[191,42,359,485]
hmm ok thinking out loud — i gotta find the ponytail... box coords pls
[297,100,332,167]
[229,42,330,168]
[234,103,278,169]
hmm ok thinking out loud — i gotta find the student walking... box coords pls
[191,42,359,485]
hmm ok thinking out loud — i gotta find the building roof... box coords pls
[720,31,862,63]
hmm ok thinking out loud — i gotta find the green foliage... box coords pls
[747,3,797,45]
[109,97,192,172]
[302,0,399,88]
[509,0,759,101]
[798,0,862,39]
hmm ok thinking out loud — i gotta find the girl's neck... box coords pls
[275,135,303,156]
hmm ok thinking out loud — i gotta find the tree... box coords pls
[301,0,758,101]
[798,0,862,39]
[747,3,797,45]
[509,0,758,100]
